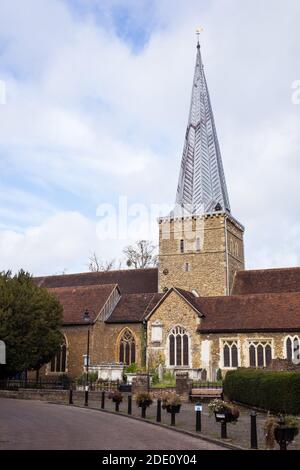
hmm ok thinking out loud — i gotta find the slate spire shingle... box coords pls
[175,39,231,215]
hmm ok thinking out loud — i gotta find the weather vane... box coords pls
[196,27,204,44]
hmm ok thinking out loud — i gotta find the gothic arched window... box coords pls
[222,340,239,368]
[169,326,189,367]
[119,329,136,366]
[285,336,300,363]
[248,341,272,368]
[50,339,67,373]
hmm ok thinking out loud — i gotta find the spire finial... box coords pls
[196,27,203,48]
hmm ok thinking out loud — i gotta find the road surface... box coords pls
[0,398,226,450]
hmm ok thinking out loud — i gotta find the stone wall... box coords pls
[131,374,150,396]
[147,290,202,370]
[0,389,103,403]
[158,214,244,296]
[267,358,300,372]
[39,321,144,380]
[91,322,144,367]
[175,373,191,402]
[203,331,300,379]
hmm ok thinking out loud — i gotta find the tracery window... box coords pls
[248,341,272,368]
[119,329,136,365]
[222,340,239,368]
[285,336,300,363]
[50,339,67,373]
[169,326,189,367]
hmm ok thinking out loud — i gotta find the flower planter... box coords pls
[166,404,181,414]
[274,426,299,447]
[214,410,238,423]
[138,400,152,408]
[112,397,123,404]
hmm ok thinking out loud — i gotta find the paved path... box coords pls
[0,399,226,450]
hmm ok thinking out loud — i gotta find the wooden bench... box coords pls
[189,388,223,401]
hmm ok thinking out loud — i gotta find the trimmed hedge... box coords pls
[223,369,300,415]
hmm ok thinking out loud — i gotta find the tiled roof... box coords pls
[106,293,164,324]
[48,284,117,325]
[196,292,300,333]
[34,268,158,294]
[232,267,300,295]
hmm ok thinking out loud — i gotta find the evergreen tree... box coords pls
[0,270,63,378]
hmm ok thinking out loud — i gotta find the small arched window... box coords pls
[285,336,300,363]
[50,339,67,373]
[248,341,272,368]
[169,326,189,367]
[222,340,239,368]
[119,329,136,366]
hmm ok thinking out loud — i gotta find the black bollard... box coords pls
[69,388,73,405]
[84,385,89,407]
[221,420,227,439]
[115,401,120,412]
[142,405,147,419]
[195,403,202,432]
[156,399,162,423]
[250,410,258,449]
[128,395,132,415]
[171,411,176,427]
[101,391,105,409]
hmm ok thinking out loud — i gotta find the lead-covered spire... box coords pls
[175,39,231,215]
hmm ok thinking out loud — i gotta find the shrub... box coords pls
[124,363,139,374]
[223,369,300,415]
[75,372,98,385]
[216,369,223,381]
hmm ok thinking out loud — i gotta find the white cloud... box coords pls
[0,0,300,274]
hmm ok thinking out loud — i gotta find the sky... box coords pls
[0,0,300,276]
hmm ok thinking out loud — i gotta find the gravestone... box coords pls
[158,363,164,381]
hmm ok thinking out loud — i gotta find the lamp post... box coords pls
[83,309,91,407]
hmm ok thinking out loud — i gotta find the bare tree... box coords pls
[88,252,116,272]
[123,240,158,269]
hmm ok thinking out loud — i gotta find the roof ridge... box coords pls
[35,267,158,279]
[48,283,118,291]
[238,266,300,275]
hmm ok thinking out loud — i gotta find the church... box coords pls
[35,39,300,382]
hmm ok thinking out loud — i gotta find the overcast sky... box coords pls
[0,0,300,275]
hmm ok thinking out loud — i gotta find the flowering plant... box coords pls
[136,392,153,407]
[208,399,240,422]
[161,392,182,408]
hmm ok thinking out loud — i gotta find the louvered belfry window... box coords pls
[119,329,136,366]
[169,326,189,366]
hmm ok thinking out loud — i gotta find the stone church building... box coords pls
[35,40,300,381]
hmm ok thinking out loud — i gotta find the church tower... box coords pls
[158,38,245,296]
